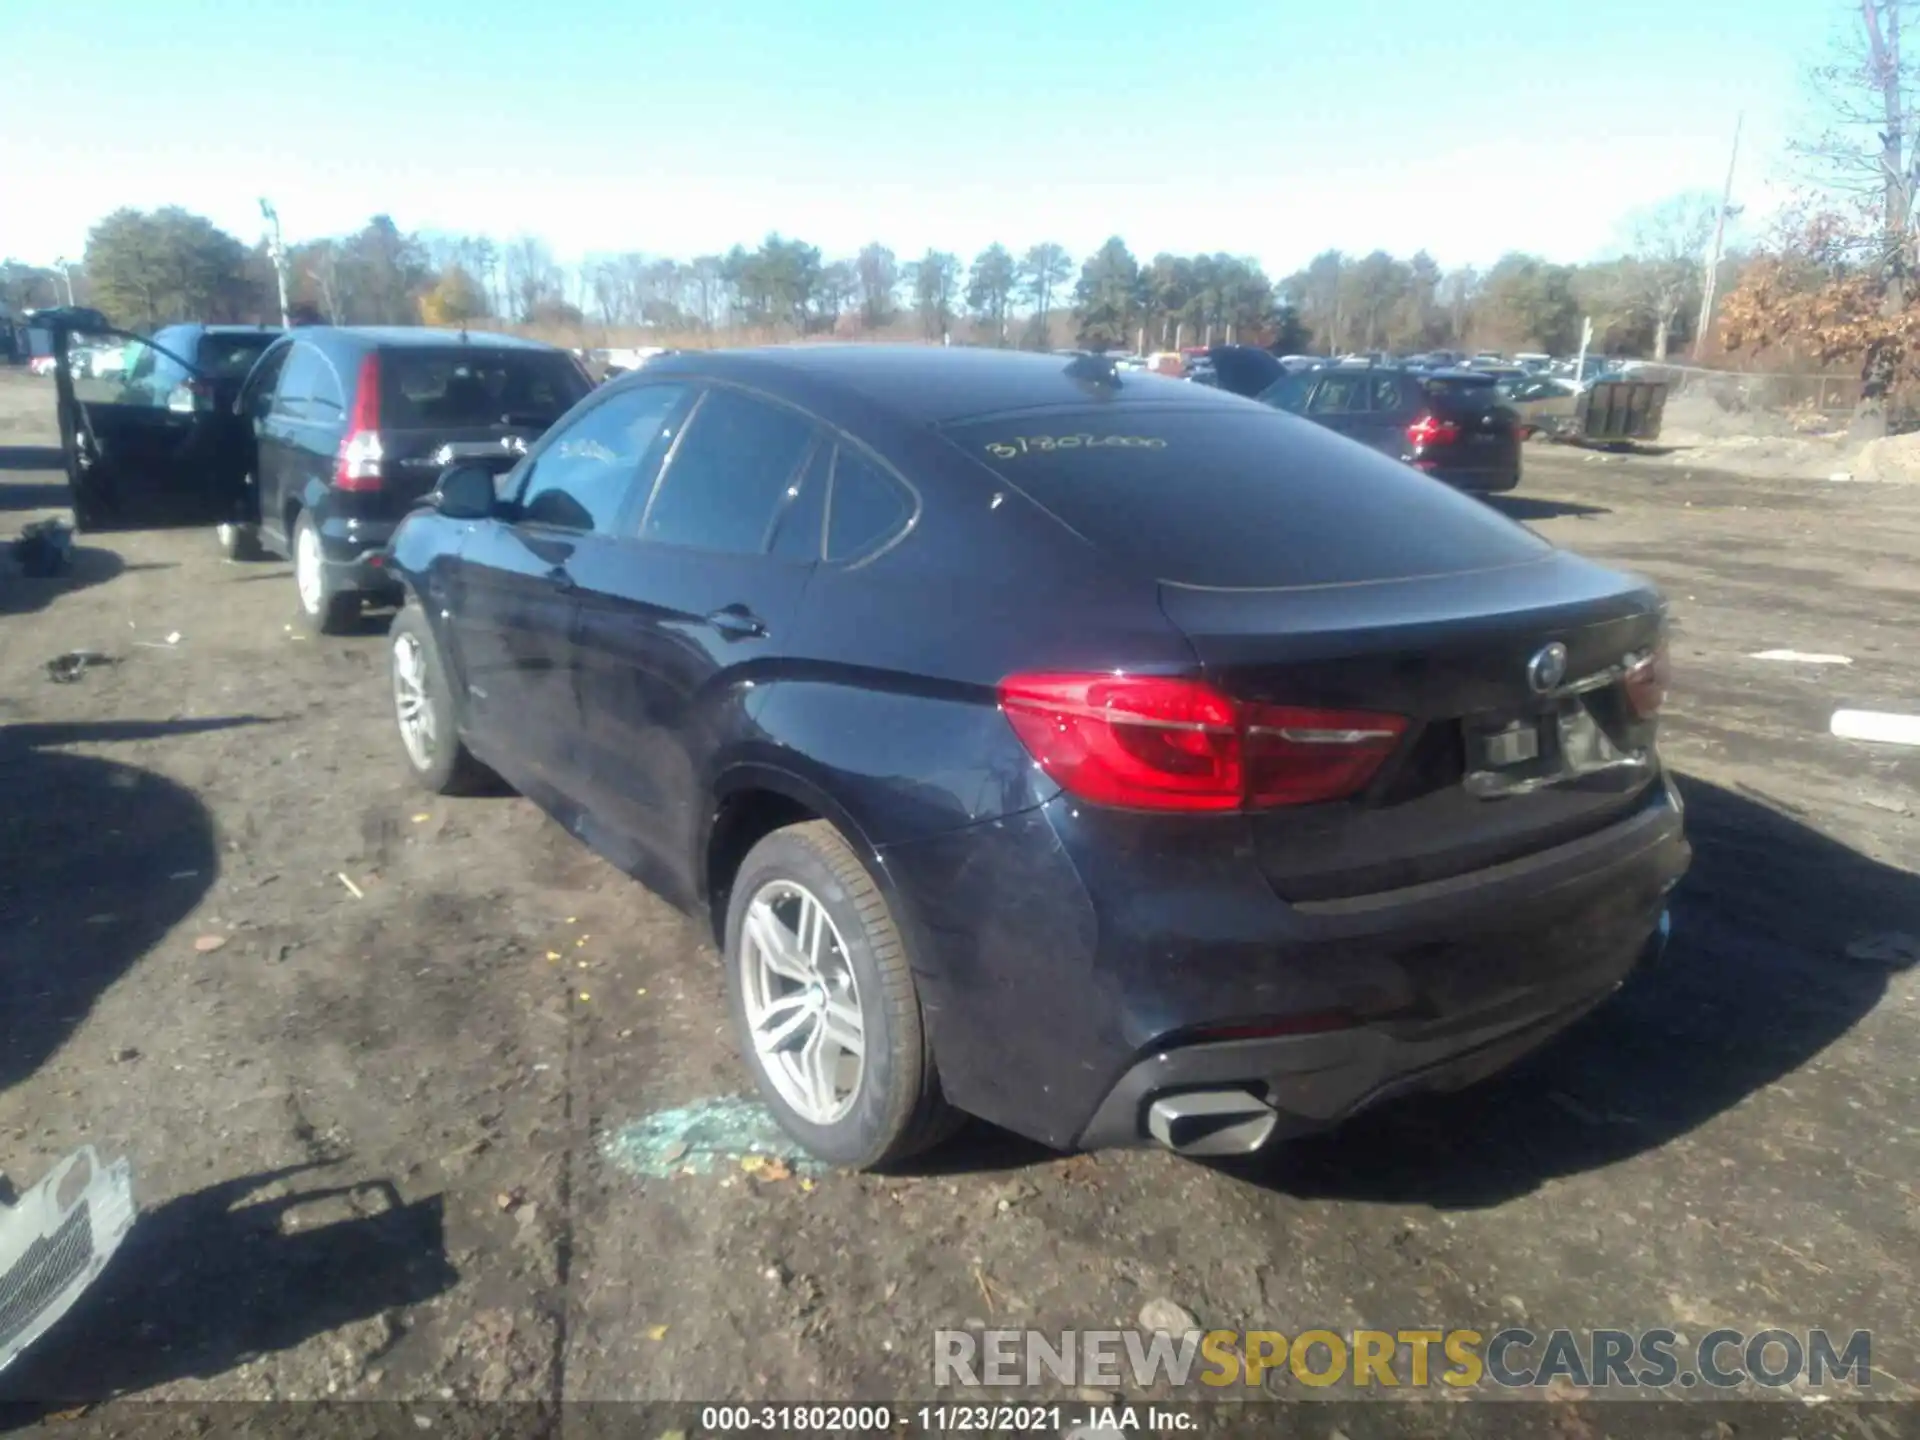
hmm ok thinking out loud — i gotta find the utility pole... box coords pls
[51,258,74,306]
[260,198,291,328]
[1693,112,1743,362]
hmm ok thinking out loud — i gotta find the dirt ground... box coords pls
[1,370,1917,1430]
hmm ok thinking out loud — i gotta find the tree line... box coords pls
[2,192,1737,361]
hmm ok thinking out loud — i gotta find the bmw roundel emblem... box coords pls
[1527,642,1569,694]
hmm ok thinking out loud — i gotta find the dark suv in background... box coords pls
[1259,364,1521,493]
[229,328,594,631]
[134,324,283,414]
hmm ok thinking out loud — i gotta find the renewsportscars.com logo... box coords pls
[934,1327,1875,1392]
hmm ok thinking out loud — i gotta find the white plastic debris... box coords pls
[1831,710,1920,747]
[0,1146,137,1374]
[1750,650,1853,665]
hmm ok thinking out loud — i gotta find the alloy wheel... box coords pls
[295,524,324,614]
[391,632,437,770]
[739,879,866,1125]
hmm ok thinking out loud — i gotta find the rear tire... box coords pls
[293,510,360,634]
[389,601,496,795]
[724,821,960,1170]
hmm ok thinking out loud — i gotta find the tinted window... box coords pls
[307,355,345,417]
[641,388,815,555]
[380,348,591,429]
[196,332,279,379]
[768,444,830,563]
[944,407,1549,589]
[1368,375,1407,413]
[827,447,914,562]
[518,384,687,534]
[242,343,289,417]
[1256,372,1311,414]
[1421,373,1503,413]
[1307,375,1365,415]
[273,344,330,418]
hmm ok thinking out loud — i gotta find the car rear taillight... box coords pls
[1407,413,1461,447]
[997,672,1406,813]
[334,353,384,492]
[1624,638,1670,718]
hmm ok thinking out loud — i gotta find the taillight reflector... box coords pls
[1624,639,1670,718]
[997,673,1406,813]
[335,353,384,492]
[1407,413,1461,447]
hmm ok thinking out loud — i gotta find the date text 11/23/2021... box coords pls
[699,1404,1196,1434]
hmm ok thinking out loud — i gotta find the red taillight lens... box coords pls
[1242,704,1408,806]
[1624,639,1670,718]
[997,673,1406,813]
[335,353,384,492]
[1407,413,1461,447]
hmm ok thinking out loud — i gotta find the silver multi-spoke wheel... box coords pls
[740,879,866,1125]
[295,523,325,614]
[391,632,437,770]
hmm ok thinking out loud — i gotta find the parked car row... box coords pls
[43,319,1687,1170]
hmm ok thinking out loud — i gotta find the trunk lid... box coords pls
[1159,549,1667,902]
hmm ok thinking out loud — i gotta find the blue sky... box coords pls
[1,0,1823,277]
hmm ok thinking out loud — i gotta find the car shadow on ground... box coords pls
[1487,495,1611,522]
[0,543,124,616]
[0,446,69,514]
[0,718,269,1093]
[0,1164,458,1409]
[1223,774,1914,1208]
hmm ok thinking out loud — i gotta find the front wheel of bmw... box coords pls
[724,821,959,1170]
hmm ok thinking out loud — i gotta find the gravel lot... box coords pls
[1,370,1916,1432]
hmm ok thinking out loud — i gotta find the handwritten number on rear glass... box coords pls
[985,435,1167,460]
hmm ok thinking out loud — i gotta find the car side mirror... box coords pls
[429,463,499,520]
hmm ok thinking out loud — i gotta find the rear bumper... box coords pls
[318,515,402,598]
[879,775,1688,1152]
[1077,910,1669,1151]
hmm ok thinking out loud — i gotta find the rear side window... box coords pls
[641,388,815,555]
[1306,374,1366,414]
[197,333,279,379]
[379,349,592,429]
[272,344,330,419]
[826,447,914,562]
[944,407,1549,589]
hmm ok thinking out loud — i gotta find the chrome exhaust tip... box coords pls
[1146,1090,1278,1156]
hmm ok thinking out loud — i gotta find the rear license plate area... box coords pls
[1470,717,1542,769]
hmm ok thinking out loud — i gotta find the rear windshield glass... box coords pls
[197,333,280,379]
[943,406,1548,589]
[1420,373,1504,410]
[379,349,591,429]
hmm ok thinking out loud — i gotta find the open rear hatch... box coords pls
[1159,549,1669,903]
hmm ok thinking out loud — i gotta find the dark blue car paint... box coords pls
[386,346,1689,1151]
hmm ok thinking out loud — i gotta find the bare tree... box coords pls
[1616,191,1721,360]
[503,236,562,322]
[1799,0,1920,427]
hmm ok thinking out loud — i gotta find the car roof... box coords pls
[299,326,559,352]
[639,344,1253,426]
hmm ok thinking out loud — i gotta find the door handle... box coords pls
[706,604,767,639]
